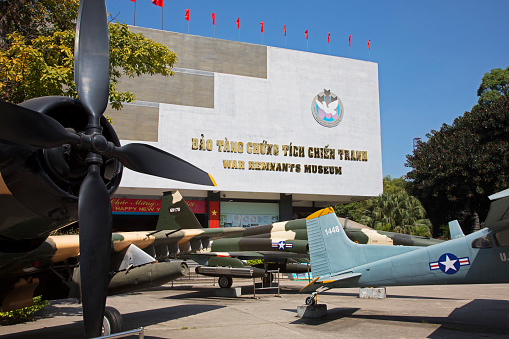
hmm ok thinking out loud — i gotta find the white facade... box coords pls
[118,43,382,205]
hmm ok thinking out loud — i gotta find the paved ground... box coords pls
[1,279,509,338]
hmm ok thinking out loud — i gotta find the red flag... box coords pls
[284,25,286,36]
[185,9,189,21]
[151,0,163,7]
[212,13,215,25]
[130,0,135,2]
[328,32,330,43]
[349,35,352,46]
[236,17,240,29]
[305,29,308,40]
[260,21,264,33]
[367,40,370,50]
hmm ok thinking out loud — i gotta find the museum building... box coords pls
[106,26,383,230]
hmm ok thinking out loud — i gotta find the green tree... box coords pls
[359,190,432,237]
[334,176,412,224]
[476,67,509,108]
[0,0,176,109]
[333,199,372,222]
[383,175,411,195]
[406,91,509,233]
[0,0,80,49]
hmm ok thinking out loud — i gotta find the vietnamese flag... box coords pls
[284,25,286,36]
[328,32,330,43]
[236,17,240,29]
[367,40,371,50]
[349,35,352,46]
[185,9,189,21]
[305,29,308,40]
[212,13,215,25]
[260,21,264,33]
[151,0,163,7]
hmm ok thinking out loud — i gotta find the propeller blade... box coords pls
[113,143,217,186]
[78,164,112,338]
[0,100,80,148]
[74,0,109,122]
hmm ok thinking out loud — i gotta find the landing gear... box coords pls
[305,292,318,305]
[262,272,274,285]
[218,276,233,288]
[102,306,123,336]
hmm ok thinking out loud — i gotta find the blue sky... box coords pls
[105,0,509,178]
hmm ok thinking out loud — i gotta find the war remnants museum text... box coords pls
[191,136,369,176]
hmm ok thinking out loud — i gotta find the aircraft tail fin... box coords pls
[306,207,415,278]
[448,220,465,239]
[156,191,203,230]
[306,207,366,277]
[485,188,509,231]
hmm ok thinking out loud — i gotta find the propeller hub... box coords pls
[91,134,108,153]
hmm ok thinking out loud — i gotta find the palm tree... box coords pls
[360,191,432,237]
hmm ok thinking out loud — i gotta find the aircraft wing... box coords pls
[188,250,309,261]
[300,272,363,293]
[0,226,247,312]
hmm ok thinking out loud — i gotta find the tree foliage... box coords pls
[359,190,432,237]
[0,0,177,109]
[333,176,431,236]
[406,93,509,232]
[476,67,509,107]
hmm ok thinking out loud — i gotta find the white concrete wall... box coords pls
[119,46,382,200]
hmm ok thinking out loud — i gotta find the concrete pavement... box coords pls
[1,279,508,338]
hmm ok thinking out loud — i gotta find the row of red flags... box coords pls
[130,0,371,49]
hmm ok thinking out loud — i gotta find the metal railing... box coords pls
[253,269,280,298]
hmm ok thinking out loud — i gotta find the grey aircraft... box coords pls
[301,188,509,305]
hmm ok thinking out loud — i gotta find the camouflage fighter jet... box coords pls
[0,0,218,336]
[0,190,244,334]
[169,194,442,288]
[300,189,509,305]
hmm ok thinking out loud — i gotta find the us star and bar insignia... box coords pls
[271,240,293,250]
[429,253,470,274]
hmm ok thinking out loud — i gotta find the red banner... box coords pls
[111,198,161,214]
[209,201,220,228]
[186,200,207,214]
[111,198,207,214]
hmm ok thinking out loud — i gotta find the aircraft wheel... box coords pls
[218,276,233,288]
[102,306,124,335]
[305,296,316,306]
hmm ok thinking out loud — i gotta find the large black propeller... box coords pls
[0,0,215,336]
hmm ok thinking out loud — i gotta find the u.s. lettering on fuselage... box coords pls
[500,252,509,262]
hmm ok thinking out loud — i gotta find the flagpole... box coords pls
[161,7,163,30]
[133,1,136,26]
[188,21,190,34]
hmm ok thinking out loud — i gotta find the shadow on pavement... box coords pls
[288,298,509,337]
[287,307,361,325]
[1,304,225,339]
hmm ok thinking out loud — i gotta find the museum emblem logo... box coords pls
[311,89,344,128]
